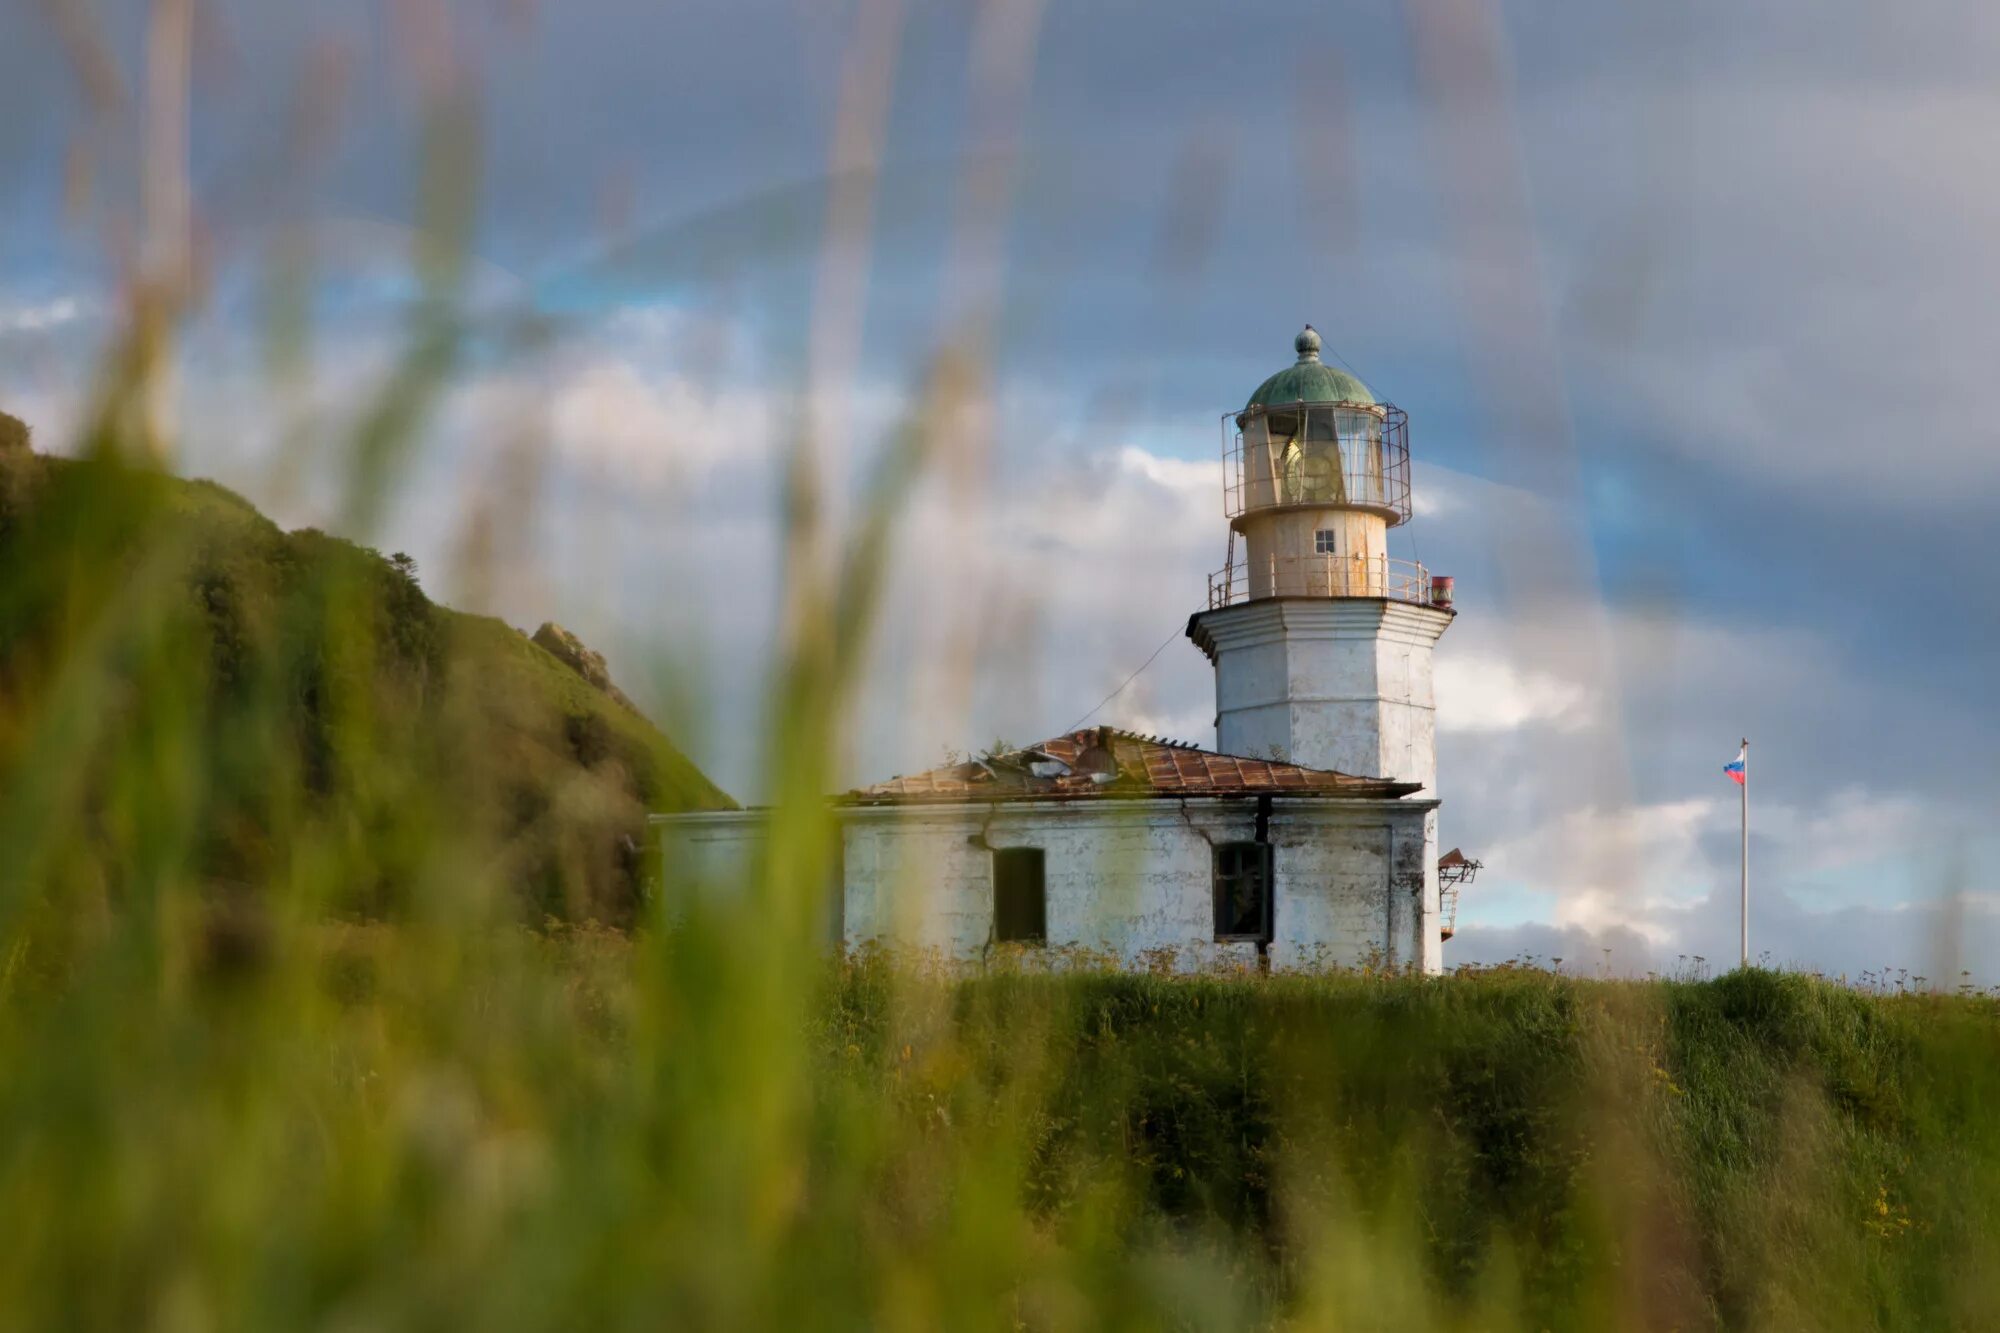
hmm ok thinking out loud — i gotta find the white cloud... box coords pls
[1436,652,1593,734]
[0,297,87,335]
[1766,788,1928,881]
[546,357,778,488]
[1477,798,1718,939]
[847,427,1221,779]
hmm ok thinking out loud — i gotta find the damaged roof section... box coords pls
[842,727,1422,805]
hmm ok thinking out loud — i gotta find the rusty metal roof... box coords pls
[841,727,1421,805]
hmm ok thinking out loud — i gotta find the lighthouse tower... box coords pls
[1187,326,1454,791]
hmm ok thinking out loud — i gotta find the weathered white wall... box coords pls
[1190,599,1451,791]
[1186,600,1451,973]
[653,797,1442,972]
[1261,805,1437,971]
[841,802,1254,968]
[837,796,1440,972]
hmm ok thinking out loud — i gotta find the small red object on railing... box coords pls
[1430,575,1454,611]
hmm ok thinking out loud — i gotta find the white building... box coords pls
[655,327,1468,971]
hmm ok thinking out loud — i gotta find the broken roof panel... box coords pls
[842,727,1422,804]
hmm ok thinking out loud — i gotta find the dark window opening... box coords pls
[993,847,1046,944]
[1314,529,1337,555]
[826,835,847,946]
[1213,842,1273,941]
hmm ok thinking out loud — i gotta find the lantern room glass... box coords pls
[1223,402,1409,525]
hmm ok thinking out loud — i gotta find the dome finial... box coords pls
[1294,324,1322,363]
[1243,325,1374,410]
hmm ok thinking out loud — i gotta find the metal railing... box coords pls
[1207,553,1435,609]
[1222,402,1412,525]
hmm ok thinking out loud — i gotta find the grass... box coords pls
[6,907,1998,1329]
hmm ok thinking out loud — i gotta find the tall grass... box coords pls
[5,857,1999,1329]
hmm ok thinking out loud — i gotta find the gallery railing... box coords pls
[1206,553,1435,609]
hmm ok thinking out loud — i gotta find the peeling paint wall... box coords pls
[841,803,1254,969]
[653,798,1441,972]
[1190,598,1452,974]
[1196,599,1451,790]
[836,797,1439,972]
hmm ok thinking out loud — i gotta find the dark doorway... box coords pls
[993,847,1047,944]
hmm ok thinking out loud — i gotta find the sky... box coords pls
[4,0,1998,982]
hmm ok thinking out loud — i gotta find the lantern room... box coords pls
[1210,327,1431,607]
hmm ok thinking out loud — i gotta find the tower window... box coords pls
[993,847,1046,944]
[1212,842,1273,941]
[1314,529,1337,555]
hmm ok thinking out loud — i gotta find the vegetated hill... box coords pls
[0,410,733,924]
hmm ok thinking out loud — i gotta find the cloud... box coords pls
[1763,788,1929,890]
[1481,798,1718,937]
[1436,653,1593,735]
[545,358,775,489]
[1453,876,2000,988]
[9,285,1979,989]
[0,296,86,334]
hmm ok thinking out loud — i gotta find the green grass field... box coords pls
[3,910,1997,1329]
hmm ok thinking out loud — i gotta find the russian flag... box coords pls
[1723,743,1747,785]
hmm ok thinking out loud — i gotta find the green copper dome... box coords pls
[1244,326,1374,409]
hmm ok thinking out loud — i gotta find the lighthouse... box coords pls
[658,324,1463,974]
[1186,327,1454,958]
[1187,326,1453,782]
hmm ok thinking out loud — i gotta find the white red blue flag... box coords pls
[1723,744,1747,785]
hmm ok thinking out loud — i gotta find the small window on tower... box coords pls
[1314,529,1337,555]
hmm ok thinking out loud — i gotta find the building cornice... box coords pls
[647,808,772,829]
[652,794,1439,829]
[1186,598,1452,662]
[832,795,1436,824]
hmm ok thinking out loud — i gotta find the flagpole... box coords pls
[1740,737,1749,970]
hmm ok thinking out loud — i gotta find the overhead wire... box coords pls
[1062,623,1184,734]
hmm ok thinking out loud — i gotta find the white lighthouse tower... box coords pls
[1187,327,1455,957]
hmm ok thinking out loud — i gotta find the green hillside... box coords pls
[0,410,732,925]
